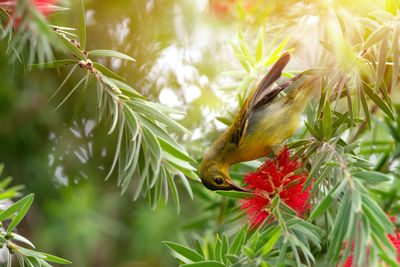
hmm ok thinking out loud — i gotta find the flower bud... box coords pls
[86,59,93,69]
[78,60,87,68]
[4,233,13,240]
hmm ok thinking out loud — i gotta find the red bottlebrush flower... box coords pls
[239,147,311,229]
[32,0,59,17]
[0,0,59,29]
[340,216,400,266]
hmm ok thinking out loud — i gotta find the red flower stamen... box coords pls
[239,147,311,229]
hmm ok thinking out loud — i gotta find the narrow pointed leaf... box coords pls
[58,35,86,60]
[7,194,34,232]
[182,262,225,267]
[163,241,204,262]
[215,191,253,199]
[39,253,71,264]
[93,62,124,81]
[261,228,281,256]
[363,25,391,49]
[78,0,86,50]
[89,50,135,62]
[0,194,33,221]
[31,59,78,68]
[353,171,391,183]
[362,84,395,121]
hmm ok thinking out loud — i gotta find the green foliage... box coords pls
[28,0,197,210]
[0,165,70,266]
[2,0,400,266]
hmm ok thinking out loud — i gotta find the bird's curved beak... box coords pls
[227,180,250,192]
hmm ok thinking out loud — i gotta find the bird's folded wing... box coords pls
[229,52,291,146]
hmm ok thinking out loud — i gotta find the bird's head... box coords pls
[200,150,248,192]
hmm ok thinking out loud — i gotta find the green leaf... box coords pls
[163,241,204,262]
[123,105,139,140]
[215,191,253,199]
[359,88,371,128]
[0,193,33,221]
[19,247,46,259]
[105,113,124,181]
[166,171,180,214]
[379,253,398,267]
[215,117,232,127]
[267,36,291,64]
[214,236,221,262]
[78,0,86,50]
[310,193,333,220]
[362,84,395,121]
[31,59,78,68]
[304,149,331,189]
[54,74,88,111]
[48,65,78,103]
[128,99,189,134]
[375,38,391,106]
[0,6,9,23]
[7,252,11,267]
[229,41,250,72]
[136,113,182,149]
[362,193,394,234]
[166,160,198,180]
[229,226,246,255]
[304,121,321,140]
[177,173,193,199]
[302,67,331,76]
[0,177,12,190]
[182,261,225,267]
[100,75,122,95]
[221,234,228,263]
[142,125,162,163]
[58,34,86,60]
[256,26,264,62]
[89,50,135,62]
[93,62,124,81]
[328,191,352,259]
[363,25,391,49]
[7,193,34,232]
[261,228,281,256]
[15,253,24,267]
[323,100,332,139]
[226,254,238,264]
[195,240,204,257]
[238,38,254,60]
[158,138,194,163]
[40,252,71,264]
[112,79,143,99]
[243,246,254,258]
[12,233,35,248]
[391,23,399,91]
[353,171,391,183]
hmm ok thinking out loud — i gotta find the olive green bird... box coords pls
[200,52,315,191]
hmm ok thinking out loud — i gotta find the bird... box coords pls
[200,52,315,192]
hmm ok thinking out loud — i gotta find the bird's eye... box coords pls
[215,177,223,185]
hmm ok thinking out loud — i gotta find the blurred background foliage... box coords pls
[1,0,400,266]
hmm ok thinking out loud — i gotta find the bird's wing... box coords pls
[229,52,291,146]
[248,52,291,110]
